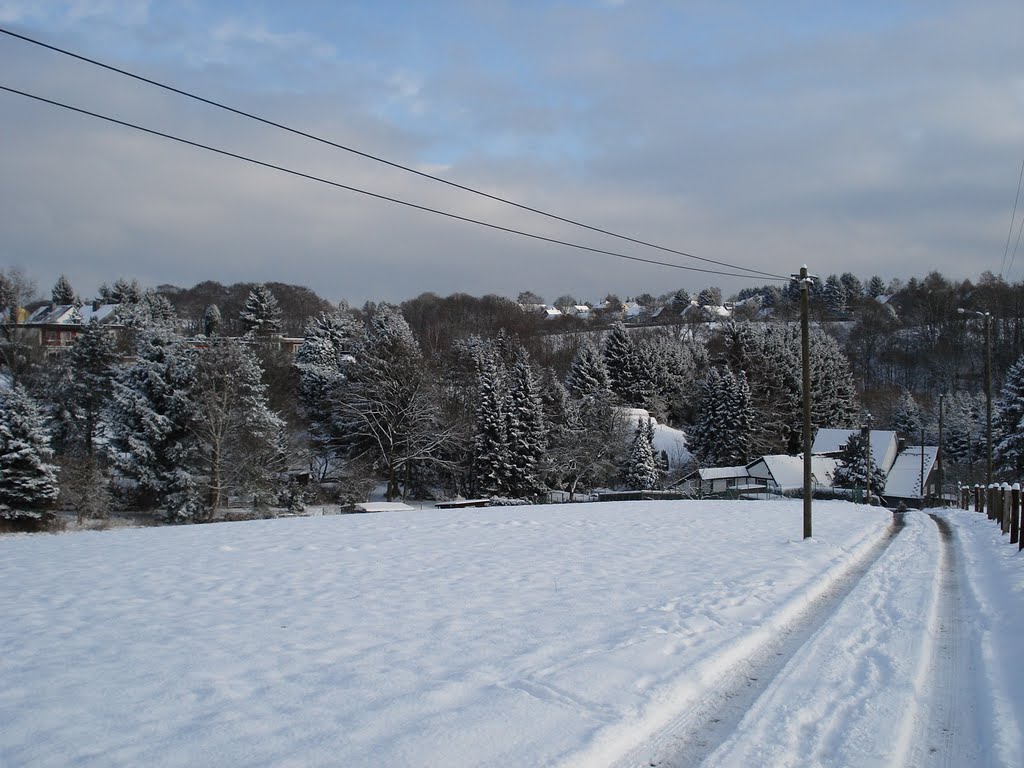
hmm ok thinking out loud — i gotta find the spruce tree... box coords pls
[565,340,610,398]
[190,337,285,513]
[505,352,548,497]
[51,274,79,306]
[993,354,1024,477]
[834,432,887,492]
[240,283,282,336]
[867,275,887,298]
[473,351,509,496]
[105,328,199,517]
[203,304,222,337]
[625,416,659,490]
[822,274,847,317]
[52,319,119,457]
[891,390,923,439]
[0,386,60,527]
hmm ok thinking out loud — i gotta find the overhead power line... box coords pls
[1001,157,1024,279]
[0,25,787,282]
[0,84,782,282]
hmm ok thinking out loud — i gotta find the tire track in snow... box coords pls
[909,514,985,767]
[611,513,907,768]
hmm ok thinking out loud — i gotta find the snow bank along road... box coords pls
[1,501,1022,767]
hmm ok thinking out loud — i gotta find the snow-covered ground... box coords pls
[1,501,1021,767]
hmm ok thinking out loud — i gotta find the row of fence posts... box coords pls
[959,483,1024,550]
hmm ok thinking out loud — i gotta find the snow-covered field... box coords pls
[1,501,1021,767]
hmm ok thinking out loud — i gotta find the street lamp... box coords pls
[958,308,992,486]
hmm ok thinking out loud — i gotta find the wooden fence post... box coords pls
[974,484,981,513]
[1002,484,1011,534]
[1011,483,1020,545]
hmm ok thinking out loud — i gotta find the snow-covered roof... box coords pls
[813,428,898,473]
[616,407,691,468]
[24,303,120,325]
[623,302,644,318]
[747,455,838,491]
[883,446,939,499]
[698,465,750,481]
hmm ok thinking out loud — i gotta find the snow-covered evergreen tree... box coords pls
[602,323,655,408]
[891,390,923,439]
[866,275,887,298]
[670,288,691,314]
[944,392,983,467]
[105,328,199,517]
[822,274,847,317]
[110,277,143,304]
[240,283,282,336]
[51,319,118,457]
[697,286,722,306]
[833,432,887,492]
[625,416,659,490]
[333,305,449,501]
[202,304,222,337]
[504,351,548,497]
[994,354,1024,477]
[565,340,610,398]
[473,350,510,496]
[144,291,177,325]
[0,386,60,528]
[51,274,79,306]
[295,310,362,477]
[689,366,753,467]
[840,272,863,301]
[190,337,285,513]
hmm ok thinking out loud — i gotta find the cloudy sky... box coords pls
[1,1,1023,306]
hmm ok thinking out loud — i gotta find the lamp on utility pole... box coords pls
[958,308,993,486]
[792,265,816,539]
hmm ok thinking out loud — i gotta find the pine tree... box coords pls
[110,277,143,304]
[993,354,1024,477]
[565,340,610,398]
[834,432,887,492]
[105,328,199,517]
[625,416,659,490]
[697,286,722,306]
[203,304,222,337]
[839,273,863,302]
[51,274,79,306]
[689,367,754,467]
[505,352,548,497]
[891,390,923,439]
[295,310,362,477]
[240,283,282,336]
[190,337,285,513]
[144,291,177,325]
[670,288,691,314]
[867,275,887,298]
[0,386,60,528]
[51,319,119,457]
[602,322,654,407]
[473,351,510,496]
[333,305,448,501]
[822,274,847,317]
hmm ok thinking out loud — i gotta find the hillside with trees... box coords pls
[1,267,1023,527]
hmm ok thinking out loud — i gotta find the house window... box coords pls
[43,330,59,346]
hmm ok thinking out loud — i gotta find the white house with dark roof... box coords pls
[883,445,940,504]
[812,428,900,476]
[18,303,121,352]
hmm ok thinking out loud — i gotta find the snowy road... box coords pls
[625,510,1016,768]
[1,502,1021,767]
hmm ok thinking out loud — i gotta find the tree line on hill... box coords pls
[1,266,1023,529]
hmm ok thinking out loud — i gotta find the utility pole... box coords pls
[792,265,815,539]
[862,422,872,505]
[938,394,944,506]
[921,427,926,505]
